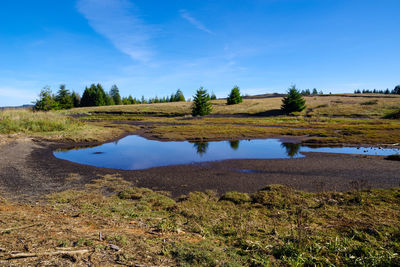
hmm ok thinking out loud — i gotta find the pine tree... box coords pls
[174,89,185,102]
[55,84,73,109]
[71,91,81,107]
[94,84,106,106]
[33,87,58,111]
[80,84,107,107]
[393,85,400,95]
[210,92,217,100]
[192,87,212,116]
[227,86,242,105]
[281,85,306,114]
[128,95,134,104]
[105,94,114,105]
[109,85,122,105]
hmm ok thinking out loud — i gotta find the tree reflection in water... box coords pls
[281,142,301,157]
[229,140,240,150]
[193,142,209,156]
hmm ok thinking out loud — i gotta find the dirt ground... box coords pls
[0,135,399,202]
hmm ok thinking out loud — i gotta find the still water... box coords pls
[53,135,400,170]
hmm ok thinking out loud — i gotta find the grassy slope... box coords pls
[68,94,400,117]
[0,175,399,266]
[0,109,138,142]
[1,94,399,144]
[70,94,400,145]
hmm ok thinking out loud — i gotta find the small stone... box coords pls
[109,244,120,251]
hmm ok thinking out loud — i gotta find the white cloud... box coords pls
[76,0,153,62]
[179,9,214,35]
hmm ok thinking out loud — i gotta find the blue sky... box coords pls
[0,0,399,106]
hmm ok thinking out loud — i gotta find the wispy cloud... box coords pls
[179,9,214,35]
[76,0,153,62]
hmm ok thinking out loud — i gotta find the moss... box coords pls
[220,191,251,204]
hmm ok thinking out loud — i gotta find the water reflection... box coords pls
[281,143,301,158]
[53,135,400,170]
[193,142,209,156]
[229,140,240,150]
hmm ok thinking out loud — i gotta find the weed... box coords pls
[360,100,378,105]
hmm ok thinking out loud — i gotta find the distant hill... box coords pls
[0,104,34,110]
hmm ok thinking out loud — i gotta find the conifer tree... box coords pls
[55,84,73,109]
[109,85,122,105]
[71,91,81,107]
[227,86,242,105]
[174,89,185,102]
[192,87,212,116]
[33,87,58,111]
[281,85,306,114]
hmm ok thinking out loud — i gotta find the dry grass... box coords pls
[68,94,400,118]
[61,94,400,145]
[0,175,399,266]
[0,109,138,142]
[2,94,400,145]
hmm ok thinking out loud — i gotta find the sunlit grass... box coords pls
[43,177,400,266]
[0,109,133,142]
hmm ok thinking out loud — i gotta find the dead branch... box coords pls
[0,224,41,234]
[4,249,90,260]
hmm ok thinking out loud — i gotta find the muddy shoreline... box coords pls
[0,131,399,202]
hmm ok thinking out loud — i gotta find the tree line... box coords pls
[354,85,400,95]
[33,84,187,111]
[300,88,324,96]
[32,83,310,116]
[34,83,399,117]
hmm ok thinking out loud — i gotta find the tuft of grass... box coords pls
[385,110,400,119]
[220,191,251,204]
[360,100,378,105]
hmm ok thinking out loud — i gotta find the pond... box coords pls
[53,135,400,170]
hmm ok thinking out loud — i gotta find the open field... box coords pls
[65,94,400,145]
[1,94,399,145]
[66,94,400,117]
[0,94,400,266]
